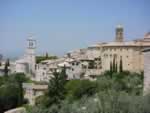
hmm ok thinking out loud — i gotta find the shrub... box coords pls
[0,73,29,113]
[65,79,97,101]
[36,56,57,64]
[29,71,144,113]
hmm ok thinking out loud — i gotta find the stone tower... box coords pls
[25,34,36,76]
[115,25,124,42]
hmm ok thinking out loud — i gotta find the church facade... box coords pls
[97,28,150,73]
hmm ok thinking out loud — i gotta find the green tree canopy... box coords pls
[65,79,97,101]
[36,55,58,64]
[0,73,29,113]
[41,67,67,107]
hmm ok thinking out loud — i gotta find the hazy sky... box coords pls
[0,0,150,58]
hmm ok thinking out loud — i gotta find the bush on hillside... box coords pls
[65,79,97,101]
[0,73,29,113]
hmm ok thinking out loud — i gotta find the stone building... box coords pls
[17,26,150,82]
[38,26,150,81]
[35,57,83,82]
[35,58,65,81]
[23,83,48,105]
[15,35,36,78]
[143,48,150,95]
[84,27,150,74]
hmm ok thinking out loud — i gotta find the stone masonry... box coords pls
[143,48,150,95]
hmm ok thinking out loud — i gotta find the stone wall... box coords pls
[143,49,150,95]
[23,83,48,105]
[4,107,26,113]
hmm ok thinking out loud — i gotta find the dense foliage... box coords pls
[36,54,58,64]
[65,79,97,101]
[0,73,29,113]
[29,93,150,113]
[36,67,67,107]
[27,71,147,113]
[97,71,143,95]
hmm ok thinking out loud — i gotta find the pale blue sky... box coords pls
[0,0,150,58]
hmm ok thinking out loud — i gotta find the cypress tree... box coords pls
[115,62,118,72]
[4,59,9,76]
[7,59,10,66]
[109,61,113,77]
[119,57,123,73]
[110,61,113,73]
[113,56,116,72]
[46,52,49,58]
[60,66,67,85]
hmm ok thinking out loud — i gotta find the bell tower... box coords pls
[115,24,124,42]
[27,34,36,55]
[26,34,36,75]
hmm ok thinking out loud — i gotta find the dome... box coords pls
[144,32,150,39]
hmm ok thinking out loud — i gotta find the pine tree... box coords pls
[47,67,67,107]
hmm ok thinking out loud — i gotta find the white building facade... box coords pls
[15,35,36,79]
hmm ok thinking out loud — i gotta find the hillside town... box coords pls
[1,0,150,112]
[1,25,150,80]
[1,25,150,107]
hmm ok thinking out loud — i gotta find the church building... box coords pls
[15,35,36,78]
[85,25,150,73]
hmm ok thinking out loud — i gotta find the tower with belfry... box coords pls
[25,34,36,76]
[115,24,124,42]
